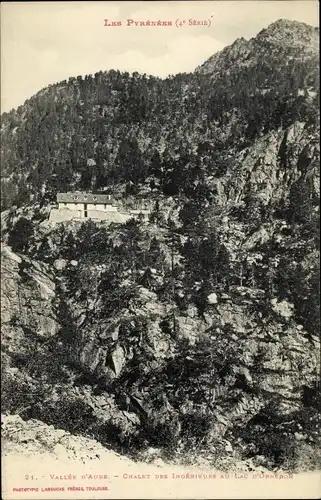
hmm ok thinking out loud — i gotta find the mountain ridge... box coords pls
[196,18,319,75]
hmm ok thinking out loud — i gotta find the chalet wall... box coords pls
[58,202,85,211]
[87,203,118,212]
[87,209,108,219]
[87,210,131,223]
[58,202,119,212]
[49,208,83,223]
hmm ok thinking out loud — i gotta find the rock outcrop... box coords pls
[1,245,57,360]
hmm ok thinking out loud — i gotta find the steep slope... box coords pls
[1,19,320,472]
[1,213,320,471]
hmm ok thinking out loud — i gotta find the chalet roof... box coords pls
[57,193,113,204]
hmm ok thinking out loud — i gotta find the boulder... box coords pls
[207,292,218,304]
[111,345,126,376]
[271,299,294,319]
[53,259,67,271]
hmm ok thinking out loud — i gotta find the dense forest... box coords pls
[1,19,320,472]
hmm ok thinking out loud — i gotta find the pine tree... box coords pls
[8,218,34,253]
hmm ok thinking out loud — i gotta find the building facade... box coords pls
[49,192,150,224]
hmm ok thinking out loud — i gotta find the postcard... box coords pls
[1,1,320,498]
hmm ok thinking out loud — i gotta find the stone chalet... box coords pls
[49,192,150,224]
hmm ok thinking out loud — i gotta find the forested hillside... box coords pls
[1,19,320,472]
[1,19,318,209]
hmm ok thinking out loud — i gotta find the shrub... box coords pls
[8,217,34,253]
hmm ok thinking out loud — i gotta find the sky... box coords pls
[1,1,319,112]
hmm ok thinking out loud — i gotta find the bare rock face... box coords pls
[256,19,319,52]
[68,300,175,380]
[210,123,319,209]
[242,330,318,412]
[1,246,57,358]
